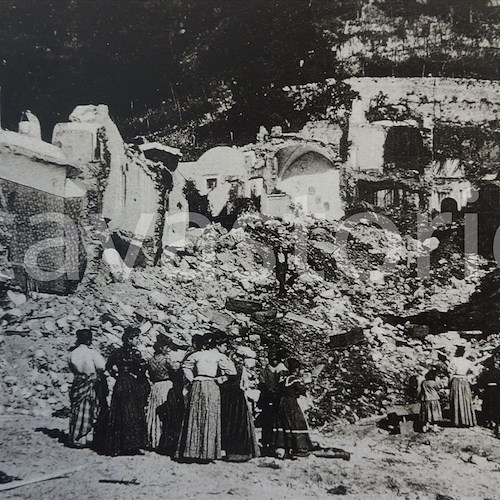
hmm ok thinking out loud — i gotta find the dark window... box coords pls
[207,178,217,189]
[94,139,101,161]
[384,127,426,173]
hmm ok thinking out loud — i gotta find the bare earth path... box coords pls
[1,415,500,499]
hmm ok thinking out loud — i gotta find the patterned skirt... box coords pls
[420,400,442,425]
[69,374,98,445]
[147,380,173,449]
[272,395,313,455]
[450,376,477,427]
[176,379,221,461]
[105,375,149,455]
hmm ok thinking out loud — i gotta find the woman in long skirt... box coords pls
[146,335,181,450]
[220,345,260,462]
[105,327,150,455]
[449,346,477,427]
[158,365,185,456]
[67,329,107,448]
[176,332,236,463]
[257,351,288,455]
[272,358,313,458]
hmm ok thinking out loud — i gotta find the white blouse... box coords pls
[183,349,236,382]
[69,345,106,376]
[449,357,473,377]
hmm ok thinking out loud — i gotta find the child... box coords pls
[419,369,443,432]
[272,357,313,458]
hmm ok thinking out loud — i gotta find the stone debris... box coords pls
[284,312,328,329]
[0,213,496,427]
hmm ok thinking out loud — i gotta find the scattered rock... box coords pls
[327,484,348,495]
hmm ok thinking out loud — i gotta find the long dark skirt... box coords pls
[91,376,109,453]
[482,385,500,424]
[257,390,277,452]
[176,380,221,461]
[450,376,477,427]
[105,375,149,455]
[221,388,260,461]
[157,387,185,457]
[273,395,313,455]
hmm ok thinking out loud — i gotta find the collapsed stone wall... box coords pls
[53,105,189,267]
[237,77,500,222]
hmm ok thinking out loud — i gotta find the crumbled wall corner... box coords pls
[89,128,112,214]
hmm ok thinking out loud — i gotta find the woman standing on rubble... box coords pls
[476,356,500,436]
[175,331,236,463]
[104,327,150,456]
[419,369,444,432]
[448,346,477,427]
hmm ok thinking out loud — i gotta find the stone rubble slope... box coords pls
[0,214,496,427]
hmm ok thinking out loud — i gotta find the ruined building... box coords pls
[0,105,188,294]
[3,77,499,293]
[178,146,252,222]
[180,77,500,223]
[53,105,187,251]
[345,77,500,215]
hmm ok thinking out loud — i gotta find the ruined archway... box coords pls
[275,145,344,220]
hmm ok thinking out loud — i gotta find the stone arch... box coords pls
[276,144,335,179]
[274,144,344,220]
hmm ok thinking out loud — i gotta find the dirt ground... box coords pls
[1,414,499,500]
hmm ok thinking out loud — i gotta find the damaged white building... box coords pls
[0,105,189,293]
[53,105,188,254]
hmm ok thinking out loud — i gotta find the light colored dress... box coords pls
[176,349,236,461]
[449,357,477,427]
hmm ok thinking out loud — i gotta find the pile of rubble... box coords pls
[0,214,496,426]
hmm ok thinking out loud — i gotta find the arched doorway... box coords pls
[440,197,459,217]
[276,146,343,220]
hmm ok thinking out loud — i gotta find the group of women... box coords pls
[67,326,314,462]
[417,346,500,433]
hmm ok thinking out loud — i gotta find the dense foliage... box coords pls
[0,0,498,143]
